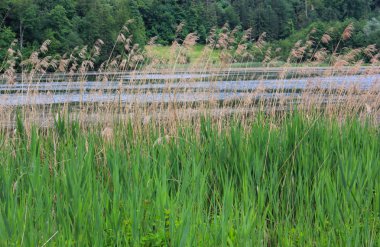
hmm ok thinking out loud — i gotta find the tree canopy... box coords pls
[0,0,379,59]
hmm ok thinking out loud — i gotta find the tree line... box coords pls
[0,0,379,61]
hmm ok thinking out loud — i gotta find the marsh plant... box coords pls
[0,112,380,246]
[0,22,379,246]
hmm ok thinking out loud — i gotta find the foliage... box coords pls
[0,0,378,63]
[0,27,16,63]
[268,18,380,62]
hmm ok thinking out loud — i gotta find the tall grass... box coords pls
[0,22,379,128]
[0,113,379,246]
[0,21,379,246]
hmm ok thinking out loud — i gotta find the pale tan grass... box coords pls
[0,24,379,132]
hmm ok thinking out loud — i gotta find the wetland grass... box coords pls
[0,113,379,246]
[0,22,379,246]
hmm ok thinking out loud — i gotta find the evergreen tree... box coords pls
[0,0,377,60]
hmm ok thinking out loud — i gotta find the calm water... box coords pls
[0,73,379,106]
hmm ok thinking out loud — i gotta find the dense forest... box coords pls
[0,0,379,63]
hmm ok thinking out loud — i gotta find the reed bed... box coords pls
[0,22,379,129]
[0,113,379,246]
[0,23,379,246]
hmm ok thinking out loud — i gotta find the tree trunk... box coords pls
[305,0,308,18]
[19,21,23,49]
